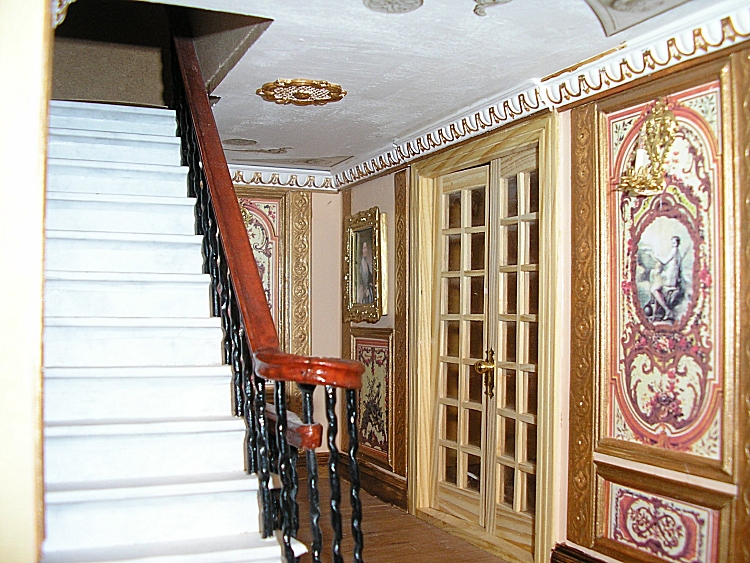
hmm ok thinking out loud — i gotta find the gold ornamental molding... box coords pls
[256,78,346,106]
[333,5,750,188]
[230,166,335,192]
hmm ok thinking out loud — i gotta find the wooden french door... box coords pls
[433,145,540,562]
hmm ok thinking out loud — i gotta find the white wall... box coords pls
[310,191,343,445]
[0,0,50,560]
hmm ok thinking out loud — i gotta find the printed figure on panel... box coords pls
[607,82,722,460]
[355,337,389,456]
[238,198,280,328]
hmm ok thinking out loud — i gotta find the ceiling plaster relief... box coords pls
[256,78,347,106]
[362,0,424,14]
[585,0,692,36]
[333,5,750,188]
[473,0,514,17]
[52,0,77,28]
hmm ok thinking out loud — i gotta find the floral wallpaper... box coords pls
[355,337,390,456]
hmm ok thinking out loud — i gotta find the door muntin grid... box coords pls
[493,166,539,519]
[437,167,489,511]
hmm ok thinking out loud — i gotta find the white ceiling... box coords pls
[145,0,733,175]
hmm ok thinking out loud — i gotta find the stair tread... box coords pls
[50,127,182,146]
[50,100,175,118]
[48,157,187,175]
[41,533,290,563]
[45,472,260,503]
[45,229,202,243]
[44,316,221,328]
[45,416,244,437]
[44,365,231,379]
[47,192,196,206]
[45,270,209,283]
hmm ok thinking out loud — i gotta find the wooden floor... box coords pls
[293,466,510,563]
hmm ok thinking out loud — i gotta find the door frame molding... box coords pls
[407,111,567,563]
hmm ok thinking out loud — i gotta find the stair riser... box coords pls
[47,166,188,198]
[45,236,204,274]
[50,114,177,137]
[44,490,261,551]
[49,136,181,166]
[44,325,224,367]
[44,278,211,318]
[45,429,247,484]
[44,376,232,422]
[46,198,197,235]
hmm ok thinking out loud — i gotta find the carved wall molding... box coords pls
[289,191,312,357]
[230,165,335,192]
[333,5,750,188]
[392,169,409,477]
[731,46,750,562]
[568,102,597,548]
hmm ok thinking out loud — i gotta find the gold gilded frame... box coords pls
[343,206,388,323]
[233,186,312,357]
[568,48,750,560]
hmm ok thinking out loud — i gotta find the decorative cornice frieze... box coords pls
[333,3,750,188]
[230,164,336,192]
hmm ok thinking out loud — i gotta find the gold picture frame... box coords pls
[344,206,388,323]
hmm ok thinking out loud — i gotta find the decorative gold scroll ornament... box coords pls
[256,79,346,106]
[617,98,678,197]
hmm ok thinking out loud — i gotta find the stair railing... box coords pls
[170,29,365,563]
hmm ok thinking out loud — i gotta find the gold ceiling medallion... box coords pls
[363,0,423,13]
[256,79,346,106]
[617,98,678,197]
[474,0,513,16]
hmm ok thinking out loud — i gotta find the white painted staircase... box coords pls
[42,100,288,563]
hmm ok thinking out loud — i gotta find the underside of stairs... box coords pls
[42,100,293,563]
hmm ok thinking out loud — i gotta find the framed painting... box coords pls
[344,206,388,323]
[567,48,750,561]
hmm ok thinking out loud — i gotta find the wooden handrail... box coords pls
[172,34,364,390]
[265,404,323,451]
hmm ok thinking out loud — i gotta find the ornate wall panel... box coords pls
[604,482,719,563]
[568,49,749,563]
[604,83,724,462]
[234,186,311,357]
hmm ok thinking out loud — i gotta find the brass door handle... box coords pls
[474,349,495,398]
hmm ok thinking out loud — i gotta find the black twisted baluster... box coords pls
[326,386,344,563]
[238,325,257,473]
[274,381,296,563]
[346,389,364,563]
[227,282,243,398]
[253,371,274,537]
[290,444,299,538]
[217,241,234,376]
[301,384,323,563]
[204,189,222,317]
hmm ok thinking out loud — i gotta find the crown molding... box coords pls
[229,164,336,192]
[332,1,750,189]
